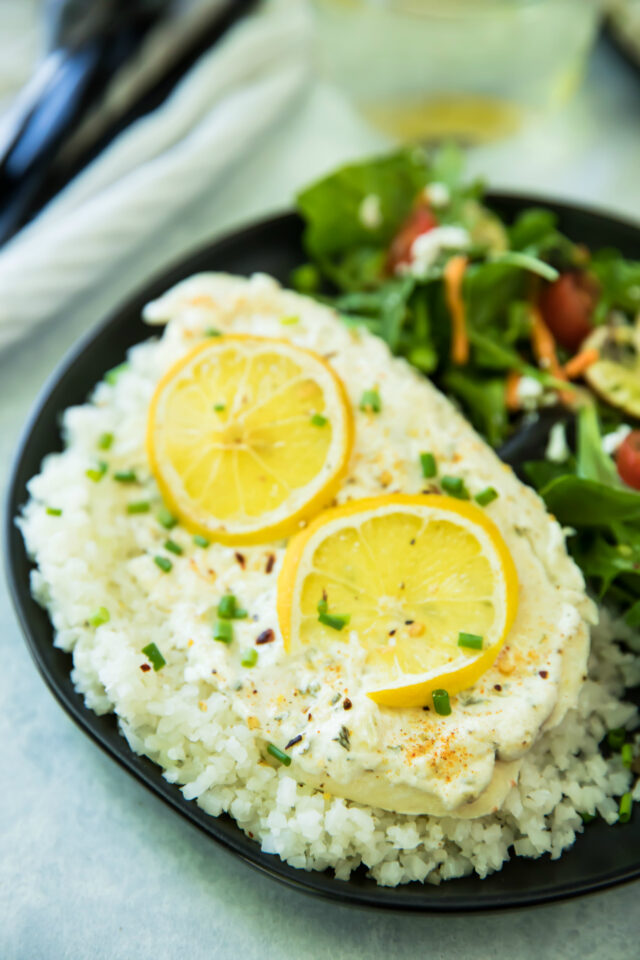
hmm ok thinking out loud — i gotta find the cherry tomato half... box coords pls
[538,270,599,353]
[387,205,438,273]
[616,430,640,491]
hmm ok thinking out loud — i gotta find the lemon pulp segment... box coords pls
[277,495,518,707]
[147,336,354,544]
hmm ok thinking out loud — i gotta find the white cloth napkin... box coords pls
[0,0,312,353]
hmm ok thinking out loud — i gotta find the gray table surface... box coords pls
[2,37,640,960]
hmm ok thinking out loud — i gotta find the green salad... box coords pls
[293,146,640,625]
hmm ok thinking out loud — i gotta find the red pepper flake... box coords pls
[248,831,254,838]
[308,713,312,721]
[285,734,303,749]
[140,663,151,672]
[539,670,548,678]
[265,553,275,574]
[494,684,502,691]
[234,551,246,569]
[256,628,275,645]
[388,629,396,637]
[343,697,353,710]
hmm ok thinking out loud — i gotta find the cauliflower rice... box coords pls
[18,273,640,886]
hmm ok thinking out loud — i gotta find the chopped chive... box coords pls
[608,728,626,750]
[621,743,633,768]
[310,413,328,427]
[267,743,292,766]
[205,327,222,337]
[97,432,114,450]
[318,611,351,631]
[619,792,633,823]
[280,315,300,325]
[46,507,62,516]
[104,362,128,385]
[420,452,437,479]
[359,388,381,413]
[213,403,226,412]
[193,534,210,548]
[432,689,451,716]
[580,811,595,824]
[475,486,499,507]
[241,648,258,667]
[317,598,328,615]
[441,476,470,500]
[290,263,320,295]
[142,642,166,671]
[86,460,108,482]
[458,632,483,650]
[164,539,183,555]
[156,506,178,530]
[113,470,137,484]
[88,607,110,627]
[218,594,247,619]
[154,555,173,573]
[127,500,150,514]
[214,619,233,644]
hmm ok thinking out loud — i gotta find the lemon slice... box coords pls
[147,336,354,544]
[277,494,518,708]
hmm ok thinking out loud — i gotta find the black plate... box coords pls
[5,196,640,912]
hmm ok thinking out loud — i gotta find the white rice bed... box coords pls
[19,355,640,889]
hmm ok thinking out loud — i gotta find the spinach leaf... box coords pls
[590,249,640,323]
[297,150,431,264]
[508,208,558,251]
[539,476,640,527]
[571,527,640,596]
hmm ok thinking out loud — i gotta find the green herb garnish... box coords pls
[156,507,178,530]
[608,728,626,750]
[241,649,258,668]
[86,461,108,483]
[213,403,226,412]
[205,327,222,337]
[621,743,633,768]
[113,470,137,484]
[88,607,110,627]
[193,534,210,548]
[97,432,114,450]
[310,413,328,427]
[457,632,483,650]
[127,500,150,514]
[218,594,247,620]
[280,315,300,325]
[267,743,292,766]
[46,507,62,516]
[142,642,166,671]
[475,486,499,507]
[104,362,128,385]
[432,689,451,716]
[441,476,470,500]
[420,452,437,479]
[359,388,381,413]
[154,555,173,573]
[619,792,633,823]
[164,539,183,555]
[214,620,233,644]
[317,598,350,631]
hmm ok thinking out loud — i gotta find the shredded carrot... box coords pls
[505,371,522,411]
[444,255,469,365]
[530,305,565,381]
[564,347,599,380]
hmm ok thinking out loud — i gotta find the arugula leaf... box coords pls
[590,249,640,323]
[508,208,559,251]
[444,371,508,447]
[488,251,559,282]
[333,277,415,350]
[576,404,622,487]
[523,458,575,491]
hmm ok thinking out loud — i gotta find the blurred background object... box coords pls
[608,0,640,74]
[0,0,258,244]
[313,0,602,142]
